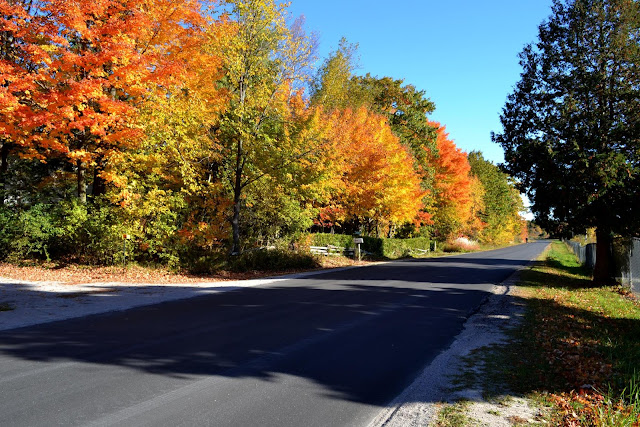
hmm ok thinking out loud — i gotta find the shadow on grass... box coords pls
[545,257,594,280]
[452,297,640,422]
[507,295,640,396]
[519,266,594,290]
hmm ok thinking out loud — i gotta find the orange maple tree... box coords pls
[426,121,474,239]
[0,0,56,195]
[4,0,208,202]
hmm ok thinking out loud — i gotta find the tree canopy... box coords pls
[468,152,525,245]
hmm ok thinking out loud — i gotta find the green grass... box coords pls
[430,241,640,426]
[500,241,640,425]
[433,400,473,427]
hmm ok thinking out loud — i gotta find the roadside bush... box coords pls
[0,206,17,260]
[2,204,63,261]
[308,233,354,249]
[387,237,431,258]
[179,250,227,275]
[0,201,137,265]
[371,236,432,258]
[229,248,319,272]
[53,201,134,264]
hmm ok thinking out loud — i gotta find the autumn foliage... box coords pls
[425,121,474,239]
[318,107,425,234]
[0,0,526,267]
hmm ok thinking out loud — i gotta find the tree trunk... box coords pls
[230,138,243,256]
[229,77,248,256]
[77,160,87,204]
[92,156,106,197]
[0,139,9,205]
[593,227,613,284]
[231,185,242,255]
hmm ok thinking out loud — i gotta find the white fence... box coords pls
[309,245,354,257]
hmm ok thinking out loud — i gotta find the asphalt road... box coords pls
[0,242,548,427]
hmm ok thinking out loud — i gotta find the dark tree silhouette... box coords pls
[493,0,640,282]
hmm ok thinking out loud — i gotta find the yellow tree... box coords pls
[105,18,231,257]
[468,151,526,244]
[309,37,358,111]
[214,0,316,254]
[463,175,487,240]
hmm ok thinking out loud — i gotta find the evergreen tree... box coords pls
[493,0,640,281]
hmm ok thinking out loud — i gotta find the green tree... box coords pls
[468,152,524,245]
[493,0,640,281]
[215,0,317,254]
[349,74,437,171]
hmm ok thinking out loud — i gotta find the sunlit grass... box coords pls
[432,400,473,427]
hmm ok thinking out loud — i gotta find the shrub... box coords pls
[53,200,134,264]
[442,237,480,253]
[308,233,354,249]
[229,248,319,272]
[180,251,227,275]
[378,237,432,258]
[0,206,17,260]
[5,204,63,261]
[0,201,137,265]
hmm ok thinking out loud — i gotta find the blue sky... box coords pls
[287,0,555,165]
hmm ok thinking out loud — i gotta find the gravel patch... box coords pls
[466,397,540,426]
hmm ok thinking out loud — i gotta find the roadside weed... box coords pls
[433,400,473,427]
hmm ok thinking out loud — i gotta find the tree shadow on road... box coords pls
[0,281,493,404]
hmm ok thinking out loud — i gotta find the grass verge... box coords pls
[503,241,640,426]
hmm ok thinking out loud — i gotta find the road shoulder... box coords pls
[369,267,543,427]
